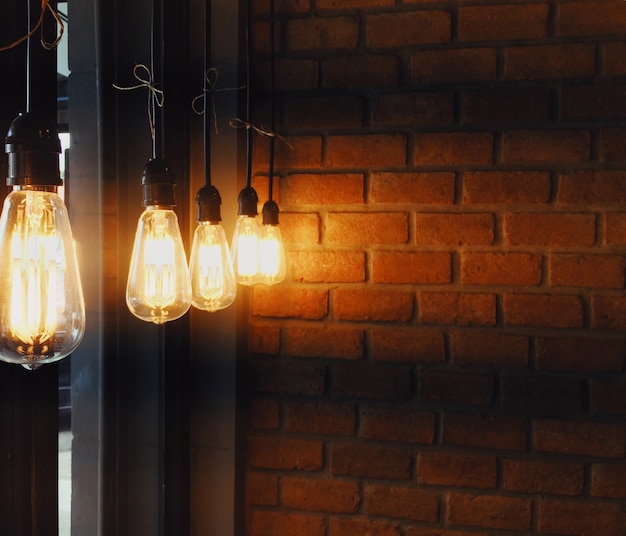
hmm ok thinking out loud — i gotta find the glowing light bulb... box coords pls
[260,224,286,285]
[126,208,191,324]
[0,189,85,369]
[231,215,263,285]
[190,222,236,311]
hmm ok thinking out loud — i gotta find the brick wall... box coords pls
[245,0,626,534]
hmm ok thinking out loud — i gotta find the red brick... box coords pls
[592,463,626,498]
[285,401,356,436]
[334,288,414,322]
[459,3,549,41]
[411,48,497,85]
[419,369,493,406]
[604,42,626,76]
[327,134,406,167]
[280,213,320,245]
[254,20,281,56]
[443,413,528,451]
[255,0,310,15]
[326,212,409,245]
[289,251,365,283]
[250,323,280,355]
[536,337,624,373]
[538,500,626,536]
[503,459,583,495]
[370,172,455,205]
[505,44,595,80]
[372,251,451,284]
[502,374,583,412]
[501,129,590,163]
[373,92,454,127]
[262,58,319,90]
[284,96,364,130]
[255,135,322,170]
[558,0,626,36]
[323,55,400,88]
[418,452,497,488]
[600,126,626,162]
[550,253,625,289]
[561,85,626,121]
[318,0,394,8]
[447,493,531,531]
[247,472,279,506]
[503,293,583,328]
[591,378,626,415]
[328,518,400,536]
[534,419,626,458]
[591,295,626,330]
[333,363,413,400]
[361,407,435,443]
[282,477,360,514]
[250,511,324,536]
[504,213,596,247]
[463,171,550,204]
[605,212,626,245]
[248,436,323,470]
[559,170,626,205]
[367,10,450,47]
[253,357,326,395]
[251,398,280,430]
[331,443,412,480]
[407,530,487,536]
[364,485,439,523]
[371,328,445,363]
[461,252,542,286]
[450,331,529,368]
[252,286,328,319]
[283,173,364,205]
[461,87,552,125]
[419,292,496,326]
[287,16,359,51]
[416,213,494,246]
[284,325,364,359]
[415,132,493,166]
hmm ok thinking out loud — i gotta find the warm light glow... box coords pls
[0,189,85,369]
[260,224,286,285]
[231,215,263,286]
[126,208,191,324]
[190,222,236,312]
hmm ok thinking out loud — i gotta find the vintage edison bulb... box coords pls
[126,207,191,324]
[0,188,85,369]
[260,224,286,285]
[231,215,263,286]
[189,222,236,311]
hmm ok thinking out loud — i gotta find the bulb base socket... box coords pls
[196,184,222,223]
[262,199,280,225]
[238,186,258,217]
[141,158,176,207]
[5,113,62,187]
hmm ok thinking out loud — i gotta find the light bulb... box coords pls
[126,208,191,324]
[231,215,263,286]
[0,189,85,369]
[190,222,236,311]
[260,224,286,285]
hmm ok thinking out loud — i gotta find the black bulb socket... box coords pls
[237,185,258,217]
[141,158,176,207]
[5,112,62,187]
[262,199,280,226]
[196,184,222,223]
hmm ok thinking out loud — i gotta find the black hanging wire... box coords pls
[262,0,279,226]
[196,0,222,224]
[237,0,258,219]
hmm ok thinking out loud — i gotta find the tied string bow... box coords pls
[192,67,245,134]
[113,64,164,143]
[0,0,64,52]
